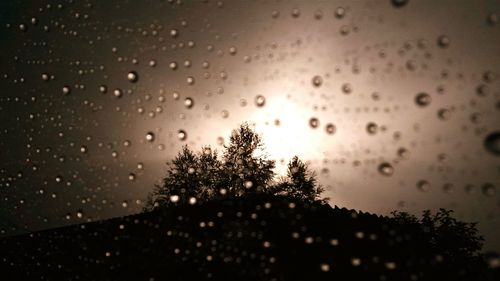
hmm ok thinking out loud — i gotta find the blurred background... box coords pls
[0,0,499,252]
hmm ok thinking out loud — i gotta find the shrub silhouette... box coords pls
[145,123,325,210]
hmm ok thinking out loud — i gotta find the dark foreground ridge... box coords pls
[0,194,498,281]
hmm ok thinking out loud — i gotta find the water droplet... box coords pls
[41,73,50,81]
[366,122,378,135]
[484,131,500,156]
[128,173,136,181]
[229,46,237,55]
[169,61,178,70]
[113,88,123,98]
[415,92,431,107]
[145,132,155,142]
[487,13,498,26]
[309,117,319,128]
[335,7,346,19]
[443,183,454,193]
[184,97,194,109]
[417,180,431,192]
[291,8,300,18]
[62,85,71,95]
[186,76,195,85]
[342,83,352,94]
[99,85,107,94]
[170,29,178,38]
[482,183,496,196]
[255,95,266,107]
[391,0,409,8]
[178,130,187,141]
[80,145,88,153]
[325,123,336,135]
[397,147,410,159]
[127,71,138,83]
[437,35,450,48]
[312,75,323,87]
[437,108,451,120]
[378,162,394,176]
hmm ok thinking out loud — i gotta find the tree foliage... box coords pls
[391,208,484,262]
[145,123,326,210]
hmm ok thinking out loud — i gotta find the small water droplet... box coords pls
[145,132,155,142]
[309,117,319,128]
[127,71,138,83]
[184,97,194,109]
[62,85,71,95]
[378,162,394,176]
[255,95,266,107]
[417,180,431,192]
[178,130,187,141]
[312,75,323,87]
[437,35,450,48]
[415,92,431,107]
[325,123,336,135]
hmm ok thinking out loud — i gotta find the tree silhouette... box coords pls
[145,123,325,210]
[391,208,484,264]
[222,123,276,195]
[276,156,327,203]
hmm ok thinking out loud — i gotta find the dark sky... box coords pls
[0,0,499,251]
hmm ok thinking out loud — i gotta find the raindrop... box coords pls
[291,8,300,18]
[415,92,431,107]
[482,183,496,196]
[309,117,319,129]
[378,162,394,176]
[312,75,323,87]
[169,61,178,70]
[391,0,409,8]
[335,7,346,19]
[113,88,123,98]
[99,85,107,94]
[80,145,88,153]
[41,73,50,81]
[437,35,450,48]
[342,83,352,94]
[178,130,187,141]
[170,29,178,38]
[397,147,410,159]
[127,71,138,83]
[186,76,195,85]
[417,180,431,192]
[62,85,71,95]
[184,97,194,109]
[366,122,378,135]
[487,13,498,26]
[484,131,500,156]
[255,95,266,107]
[443,183,454,193]
[325,123,336,135]
[145,132,155,142]
[437,108,451,120]
[229,46,237,55]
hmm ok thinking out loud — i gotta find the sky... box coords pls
[0,0,499,251]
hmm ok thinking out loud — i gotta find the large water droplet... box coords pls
[484,131,500,156]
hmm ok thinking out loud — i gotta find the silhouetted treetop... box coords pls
[145,123,325,211]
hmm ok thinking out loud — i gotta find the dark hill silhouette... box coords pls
[0,194,497,280]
